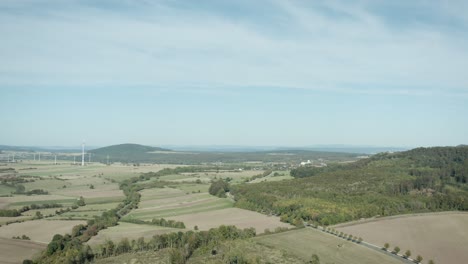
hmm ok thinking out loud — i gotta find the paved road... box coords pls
[306,225,415,264]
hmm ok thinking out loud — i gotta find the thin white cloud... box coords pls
[0,0,467,96]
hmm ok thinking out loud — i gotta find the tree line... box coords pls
[232,146,468,226]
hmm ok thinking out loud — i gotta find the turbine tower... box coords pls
[54,155,57,165]
[81,141,85,166]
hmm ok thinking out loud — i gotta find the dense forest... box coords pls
[231,146,468,226]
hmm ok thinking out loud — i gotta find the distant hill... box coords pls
[90,144,170,162]
[0,145,88,153]
[87,143,360,164]
[232,145,468,226]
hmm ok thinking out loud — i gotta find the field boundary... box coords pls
[331,211,468,228]
[307,226,412,264]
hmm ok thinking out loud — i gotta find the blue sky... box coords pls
[1,0,467,147]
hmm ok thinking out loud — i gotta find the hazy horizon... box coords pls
[1,1,467,147]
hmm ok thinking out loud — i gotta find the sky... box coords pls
[1,0,467,147]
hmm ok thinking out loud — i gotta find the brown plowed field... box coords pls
[335,212,468,264]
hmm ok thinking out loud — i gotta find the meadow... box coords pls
[1,146,466,264]
[254,228,404,264]
[335,212,468,264]
[0,237,45,264]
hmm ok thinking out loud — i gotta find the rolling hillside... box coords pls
[89,143,170,163]
[232,146,468,226]
[89,143,361,164]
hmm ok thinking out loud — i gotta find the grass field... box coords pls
[123,187,234,221]
[87,222,181,248]
[0,237,45,264]
[119,171,293,242]
[335,212,468,264]
[1,195,77,209]
[0,219,86,243]
[167,207,292,233]
[255,228,404,264]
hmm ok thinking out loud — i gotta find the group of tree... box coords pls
[27,225,255,264]
[231,146,468,226]
[249,170,273,181]
[121,217,186,229]
[209,179,230,198]
[0,209,21,217]
[383,243,432,263]
[13,185,48,195]
[12,234,30,240]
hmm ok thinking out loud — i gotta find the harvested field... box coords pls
[0,237,45,264]
[0,194,77,209]
[0,215,32,225]
[0,219,86,243]
[11,162,182,183]
[124,188,233,220]
[335,212,468,264]
[167,207,292,233]
[54,188,123,199]
[87,222,180,247]
[255,228,404,264]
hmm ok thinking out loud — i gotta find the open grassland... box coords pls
[1,162,177,222]
[255,228,404,264]
[0,215,32,225]
[122,182,293,234]
[0,185,15,196]
[87,222,181,248]
[0,237,45,264]
[0,219,86,243]
[167,207,292,233]
[124,187,234,220]
[1,194,77,209]
[10,161,182,182]
[156,169,266,184]
[335,212,468,264]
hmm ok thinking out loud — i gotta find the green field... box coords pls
[87,222,180,248]
[124,188,234,220]
[0,185,15,196]
[255,228,404,264]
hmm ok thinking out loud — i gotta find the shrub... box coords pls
[404,250,411,259]
[384,243,390,250]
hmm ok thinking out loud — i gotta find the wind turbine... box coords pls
[81,140,85,166]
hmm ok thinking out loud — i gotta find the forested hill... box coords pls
[231,146,468,226]
[89,143,360,164]
[90,143,171,162]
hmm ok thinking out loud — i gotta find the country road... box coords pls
[306,225,415,264]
